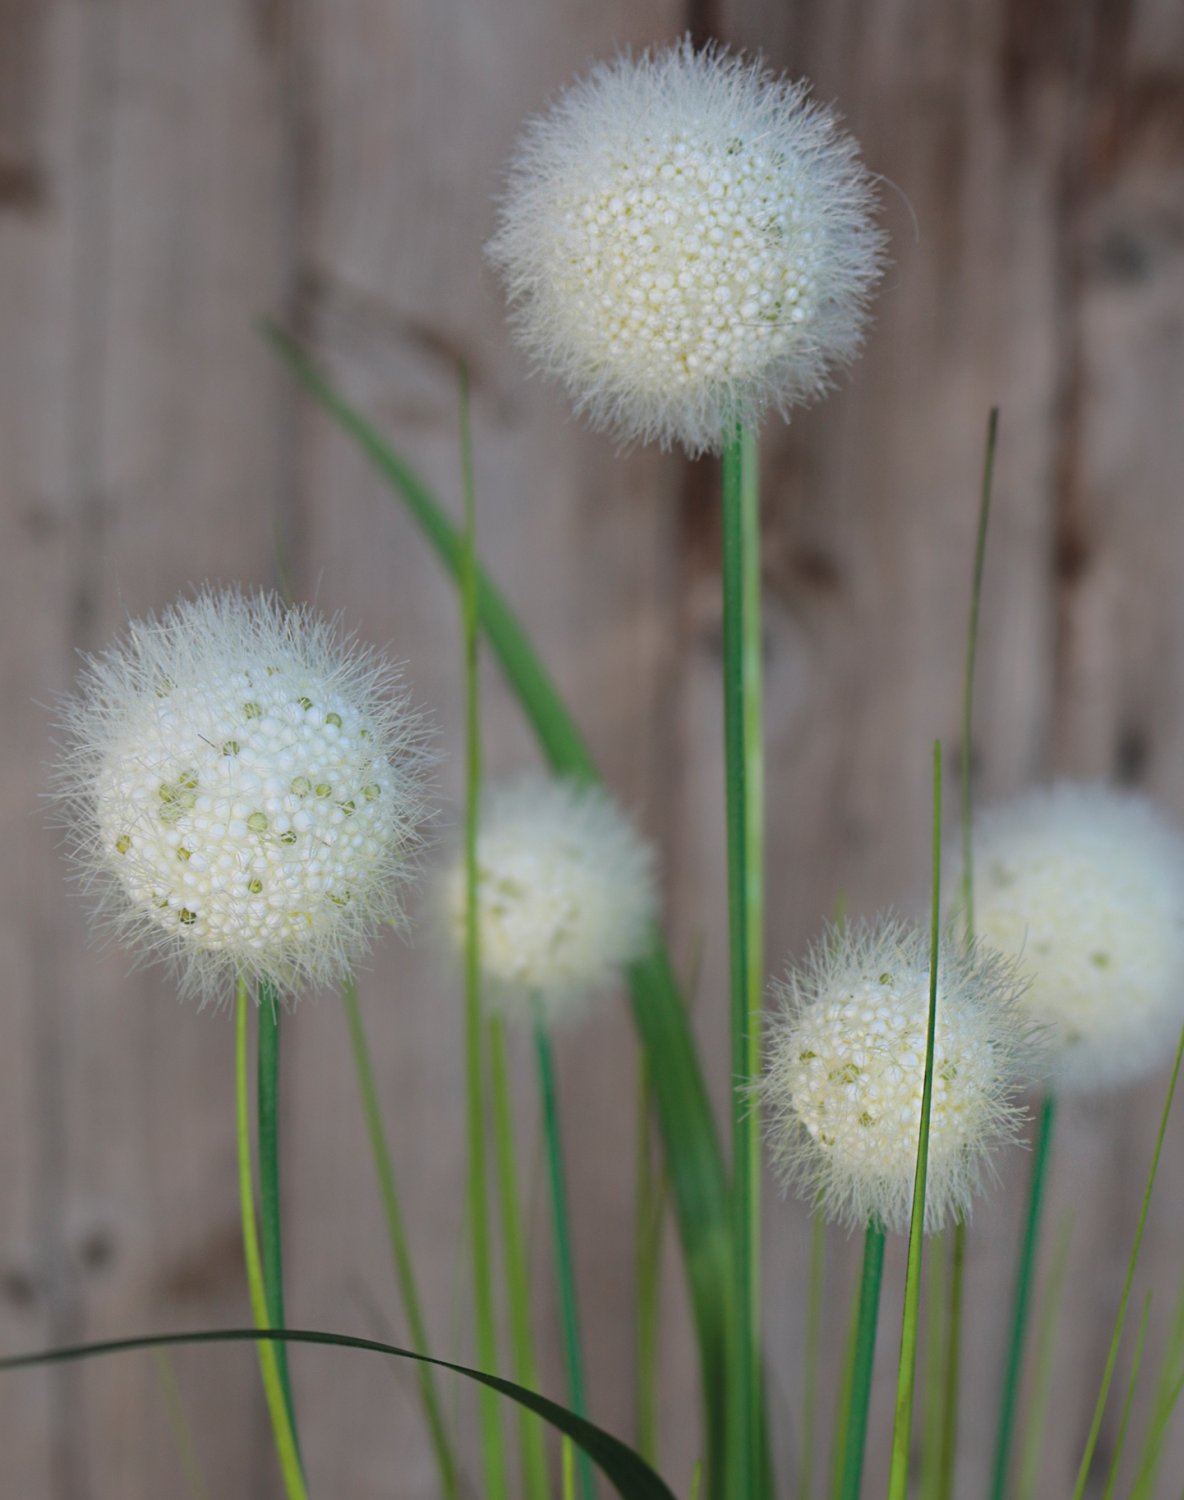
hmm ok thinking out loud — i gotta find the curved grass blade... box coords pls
[265,323,731,1494]
[0,1328,679,1500]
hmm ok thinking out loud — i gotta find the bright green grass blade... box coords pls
[342,976,461,1500]
[689,1461,703,1500]
[936,1219,965,1500]
[266,324,731,1495]
[1072,1021,1184,1499]
[920,1234,947,1500]
[235,983,309,1500]
[990,1094,1057,1500]
[839,1223,886,1500]
[152,1349,212,1500]
[487,1015,552,1500]
[458,366,507,1500]
[799,1211,825,1500]
[0,1327,678,1500]
[886,743,943,1500]
[1015,1212,1074,1500]
[535,1013,596,1500]
[1100,1291,1152,1500]
[565,1437,577,1500]
[721,426,763,1500]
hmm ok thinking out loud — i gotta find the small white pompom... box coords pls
[761,918,1032,1234]
[487,37,886,456]
[52,588,431,1002]
[441,775,656,1024]
[962,783,1184,1093]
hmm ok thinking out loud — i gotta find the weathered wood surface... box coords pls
[1,0,1182,1495]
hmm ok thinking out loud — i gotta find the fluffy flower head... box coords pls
[964,783,1184,1093]
[53,588,429,1001]
[442,774,656,1023]
[488,37,886,455]
[761,918,1031,1234]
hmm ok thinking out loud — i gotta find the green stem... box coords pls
[920,1235,947,1500]
[989,1094,1057,1500]
[257,982,300,1459]
[342,976,461,1500]
[635,1055,666,1468]
[839,1223,886,1500]
[1072,1021,1184,1499]
[458,364,507,1500]
[1100,1291,1152,1500]
[828,1255,862,1500]
[1016,1213,1074,1500]
[722,424,763,1499]
[936,1219,965,1500]
[535,1011,596,1500]
[886,743,943,1500]
[152,1349,212,1500]
[799,1212,825,1500]
[488,1014,551,1500]
[235,983,308,1500]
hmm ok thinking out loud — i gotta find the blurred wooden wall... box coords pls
[2,0,1183,1495]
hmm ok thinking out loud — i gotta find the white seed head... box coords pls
[487,37,886,456]
[961,783,1184,1093]
[441,774,656,1024]
[760,918,1031,1234]
[52,588,431,1002]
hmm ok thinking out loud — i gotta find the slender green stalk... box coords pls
[1072,1021,1184,1499]
[839,1223,886,1500]
[234,984,308,1500]
[635,1054,667,1468]
[828,1256,863,1500]
[1129,1258,1184,1499]
[799,1211,825,1500]
[1100,1291,1152,1500]
[722,424,763,1498]
[989,1094,1057,1500]
[886,743,943,1500]
[458,365,507,1500]
[564,1438,577,1500]
[488,1015,551,1500]
[1016,1213,1074,1500]
[152,1349,212,1500]
[342,976,460,1500]
[919,1235,947,1500]
[936,1220,965,1500]
[535,1010,596,1500]
[257,981,300,1459]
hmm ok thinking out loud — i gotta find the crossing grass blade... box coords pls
[265,323,732,1495]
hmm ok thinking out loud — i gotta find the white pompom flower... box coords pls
[962,783,1184,1093]
[760,918,1032,1234]
[487,37,886,456]
[53,588,430,1003]
[441,775,656,1024]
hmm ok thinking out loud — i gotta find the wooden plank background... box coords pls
[2,0,1183,1495]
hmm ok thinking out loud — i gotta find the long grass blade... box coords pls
[342,976,461,1499]
[266,323,732,1494]
[234,983,308,1500]
[257,980,300,1457]
[799,1211,825,1500]
[886,743,943,1500]
[1129,1256,1184,1499]
[152,1349,212,1500]
[936,1218,965,1500]
[1072,1021,1184,1499]
[0,1326,677,1500]
[1015,1212,1074,1500]
[635,1052,668,1467]
[1100,1291,1152,1500]
[839,1223,886,1500]
[828,1256,864,1500]
[919,1235,947,1500]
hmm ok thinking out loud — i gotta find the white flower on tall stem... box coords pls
[488,36,886,455]
[761,917,1033,1234]
[53,588,430,1001]
[963,782,1184,1093]
[441,774,656,1024]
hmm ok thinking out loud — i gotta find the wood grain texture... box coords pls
[1,0,1182,1495]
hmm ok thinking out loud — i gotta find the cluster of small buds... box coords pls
[488,37,885,455]
[761,918,1032,1234]
[53,589,430,1002]
[441,774,656,1025]
[963,782,1184,1093]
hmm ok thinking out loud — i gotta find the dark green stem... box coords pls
[257,982,301,1463]
[936,1219,965,1500]
[535,1012,596,1500]
[989,1095,1057,1500]
[839,1223,886,1500]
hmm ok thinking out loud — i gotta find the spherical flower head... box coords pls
[487,37,886,456]
[441,774,656,1024]
[960,783,1184,1094]
[760,917,1031,1234]
[52,588,430,1003]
